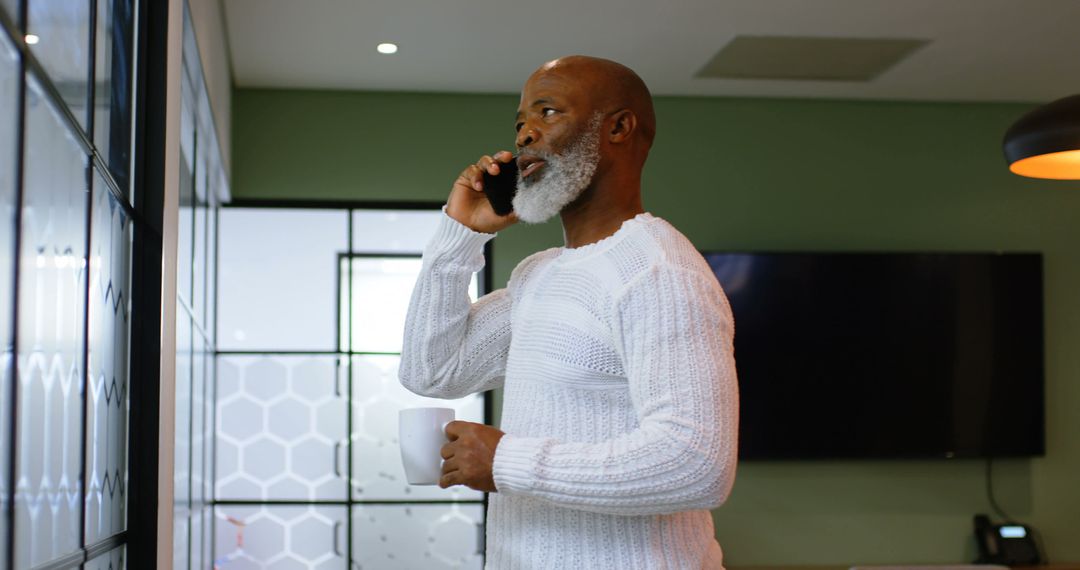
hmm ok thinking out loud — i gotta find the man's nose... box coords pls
[516,126,539,149]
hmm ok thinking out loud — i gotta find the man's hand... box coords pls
[446,151,519,234]
[439,421,505,492]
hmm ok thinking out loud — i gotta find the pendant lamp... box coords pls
[1003,94,1080,180]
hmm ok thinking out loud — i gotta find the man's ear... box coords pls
[608,109,637,144]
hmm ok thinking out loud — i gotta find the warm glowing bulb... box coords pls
[1009,149,1080,180]
[25,34,39,45]
[377,43,398,55]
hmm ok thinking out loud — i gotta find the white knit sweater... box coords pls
[400,211,739,569]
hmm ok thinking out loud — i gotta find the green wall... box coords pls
[234,88,1080,566]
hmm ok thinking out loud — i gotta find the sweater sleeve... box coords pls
[491,263,738,516]
[398,211,512,399]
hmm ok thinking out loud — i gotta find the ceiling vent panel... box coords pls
[696,36,929,82]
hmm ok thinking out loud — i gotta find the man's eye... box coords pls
[542,108,557,117]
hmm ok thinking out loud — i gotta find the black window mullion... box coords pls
[4,3,27,567]
[345,208,354,568]
[209,205,219,564]
[78,0,99,556]
[126,0,170,564]
[86,0,97,147]
[77,159,94,557]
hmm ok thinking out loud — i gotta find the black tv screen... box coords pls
[703,252,1045,460]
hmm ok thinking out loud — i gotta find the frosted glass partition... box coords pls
[191,332,207,507]
[172,512,189,570]
[352,209,445,253]
[190,510,205,570]
[351,355,483,501]
[173,7,226,567]
[199,508,212,570]
[218,208,348,351]
[215,206,490,565]
[174,303,192,507]
[85,173,132,544]
[2,1,140,565]
[340,257,476,355]
[216,355,348,501]
[214,505,347,570]
[352,503,484,569]
[15,77,89,567]
[341,257,478,354]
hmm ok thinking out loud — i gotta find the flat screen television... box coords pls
[702,252,1045,460]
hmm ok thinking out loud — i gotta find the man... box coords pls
[400,55,738,569]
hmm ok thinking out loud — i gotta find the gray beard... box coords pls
[512,114,603,224]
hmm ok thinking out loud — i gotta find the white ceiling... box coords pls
[223,0,1080,103]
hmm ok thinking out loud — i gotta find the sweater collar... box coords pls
[557,213,655,262]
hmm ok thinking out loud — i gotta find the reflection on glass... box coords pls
[352,503,484,569]
[351,355,483,502]
[15,76,89,567]
[341,256,478,353]
[93,0,135,194]
[85,171,132,544]
[27,0,91,129]
[218,209,348,351]
[216,355,348,501]
[214,505,346,570]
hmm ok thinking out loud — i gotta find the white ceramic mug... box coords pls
[398,407,455,485]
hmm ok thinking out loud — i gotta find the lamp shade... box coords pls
[1003,94,1080,180]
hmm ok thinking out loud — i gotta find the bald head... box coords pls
[531,55,657,150]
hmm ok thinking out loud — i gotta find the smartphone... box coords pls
[481,156,519,216]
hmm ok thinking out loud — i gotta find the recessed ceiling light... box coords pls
[377,43,398,55]
[25,34,39,45]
